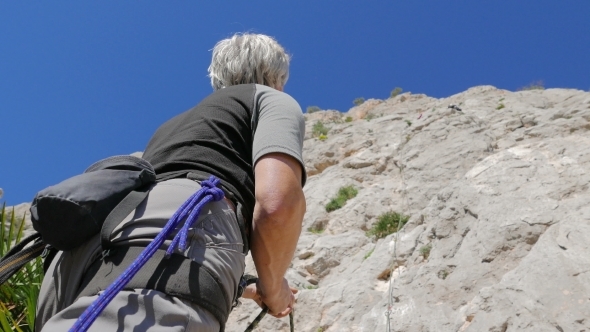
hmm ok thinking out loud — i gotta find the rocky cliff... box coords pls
[227,86,590,332]
[6,85,590,331]
[2,202,34,237]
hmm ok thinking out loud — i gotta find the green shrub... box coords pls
[390,87,403,98]
[405,120,412,126]
[325,185,358,212]
[365,113,376,121]
[496,103,505,110]
[367,211,410,239]
[312,121,329,137]
[308,226,324,234]
[363,248,374,260]
[318,134,328,141]
[307,106,321,114]
[353,97,365,106]
[518,80,544,91]
[419,244,432,259]
[0,203,43,332]
[438,269,449,280]
[345,116,353,123]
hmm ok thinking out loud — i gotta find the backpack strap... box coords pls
[76,246,230,331]
[100,186,152,252]
[0,232,45,284]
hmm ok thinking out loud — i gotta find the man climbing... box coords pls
[36,33,306,331]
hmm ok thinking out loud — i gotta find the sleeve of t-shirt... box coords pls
[252,84,307,186]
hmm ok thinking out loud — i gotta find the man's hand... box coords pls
[241,278,298,318]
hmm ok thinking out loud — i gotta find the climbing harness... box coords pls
[70,176,225,332]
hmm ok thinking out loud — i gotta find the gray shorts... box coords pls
[36,178,246,332]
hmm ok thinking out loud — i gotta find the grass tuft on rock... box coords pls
[307,106,321,114]
[363,248,374,260]
[325,185,358,212]
[518,80,545,91]
[419,244,432,259]
[312,121,329,137]
[390,87,403,98]
[367,211,410,239]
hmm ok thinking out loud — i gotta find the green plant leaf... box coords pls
[325,185,358,212]
[0,203,43,332]
[312,121,329,137]
[367,211,410,239]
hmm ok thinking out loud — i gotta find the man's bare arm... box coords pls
[250,152,306,316]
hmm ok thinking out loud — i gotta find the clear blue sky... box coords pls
[1,1,589,206]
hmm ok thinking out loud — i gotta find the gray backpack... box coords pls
[0,155,156,282]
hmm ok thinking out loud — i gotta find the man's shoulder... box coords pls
[205,84,297,105]
[253,84,301,113]
[207,84,258,96]
[204,84,256,100]
[253,84,294,99]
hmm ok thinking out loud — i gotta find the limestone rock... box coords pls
[3,202,34,237]
[10,86,590,332]
[347,99,384,120]
[227,86,590,332]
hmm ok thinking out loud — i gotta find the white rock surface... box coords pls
[2,202,33,237]
[6,86,590,332]
[227,86,590,332]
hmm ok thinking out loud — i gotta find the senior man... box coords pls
[36,33,306,331]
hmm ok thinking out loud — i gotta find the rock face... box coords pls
[226,86,590,332]
[2,202,34,237]
[6,86,590,332]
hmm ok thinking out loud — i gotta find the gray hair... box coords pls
[208,33,290,90]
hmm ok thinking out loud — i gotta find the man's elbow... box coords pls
[254,188,306,226]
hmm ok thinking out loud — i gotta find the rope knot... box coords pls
[201,176,224,201]
[165,175,225,256]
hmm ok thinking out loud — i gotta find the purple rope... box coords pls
[69,176,224,332]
